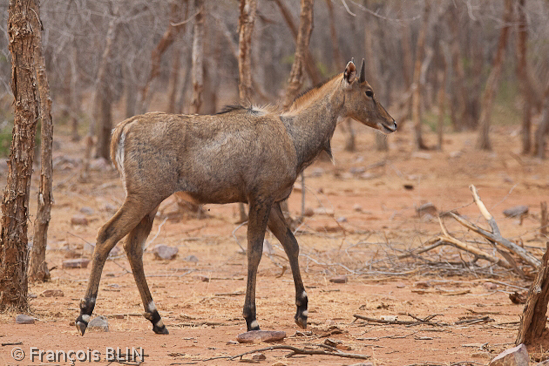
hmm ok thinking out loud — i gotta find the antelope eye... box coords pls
[365,90,374,98]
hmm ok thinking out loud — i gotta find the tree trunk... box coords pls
[363,0,387,152]
[437,42,449,151]
[325,0,343,71]
[238,0,257,104]
[0,0,41,310]
[273,0,321,86]
[412,1,430,151]
[123,62,138,118]
[69,46,81,141]
[92,8,118,161]
[281,0,315,223]
[282,0,315,109]
[516,243,549,345]
[516,0,531,154]
[139,0,187,114]
[237,0,257,223]
[476,0,513,151]
[535,81,549,159]
[29,4,53,283]
[191,0,204,114]
[448,4,467,132]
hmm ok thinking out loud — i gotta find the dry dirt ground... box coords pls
[1,121,549,366]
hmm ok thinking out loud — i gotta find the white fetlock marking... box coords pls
[301,291,308,300]
[148,301,157,313]
[250,320,259,329]
[301,310,308,317]
[155,320,164,328]
[82,315,91,322]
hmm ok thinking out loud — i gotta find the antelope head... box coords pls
[341,59,397,134]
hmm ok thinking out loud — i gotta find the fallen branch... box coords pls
[203,344,370,362]
[463,185,540,268]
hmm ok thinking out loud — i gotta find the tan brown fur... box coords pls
[76,60,396,336]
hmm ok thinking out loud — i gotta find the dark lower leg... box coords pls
[268,203,308,328]
[243,199,271,331]
[124,209,168,334]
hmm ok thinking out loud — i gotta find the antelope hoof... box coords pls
[75,319,88,336]
[295,315,308,329]
[153,325,169,334]
[246,319,261,331]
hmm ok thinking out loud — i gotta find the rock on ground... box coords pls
[88,316,109,332]
[489,344,528,366]
[62,258,90,269]
[236,330,286,343]
[71,215,88,226]
[153,244,178,260]
[16,314,35,324]
[330,275,348,284]
[503,206,529,218]
[40,289,64,297]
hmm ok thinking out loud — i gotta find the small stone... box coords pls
[40,289,64,297]
[324,338,342,347]
[350,167,366,175]
[303,207,315,217]
[380,315,398,321]
[114,314,125,319]
[263,239,274,256]
[359,172,376,180]
[310,167,324,177]
[28,293,37,298]
[251,353,266,361]
[16,314,35,324]
[88,316,109,332]
[348,363,374,366]
[483,282,498,290]
[236,330,286,343]
[80,206,94,215]
[183,254,199,263]
[329,275,348,284]
[71,215,88,226]
[412,152,432,160]
[353,204,362,212]
[403,184,414,190]
[489,344,528,366]
[503,206,529,218]
[509,291,528,305]
[193,275,210,282]
[153,244,178,260]
[396,283,406,289]
[449,151,462,158]
[414,281,431,289]
[313,207,334,216]
[417,203,437,218]
[226,340,238,345]
[336,343,352,350]
[336,216,347,223]
[271,362,288,366]
[108,246,122,258]
[62,258,90,269]
[89,158,110,171]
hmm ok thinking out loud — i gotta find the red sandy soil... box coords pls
[1,122,548,366]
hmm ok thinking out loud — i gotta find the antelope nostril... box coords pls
[393,120,397,129]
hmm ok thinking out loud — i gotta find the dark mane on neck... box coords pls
[216,105,250,115]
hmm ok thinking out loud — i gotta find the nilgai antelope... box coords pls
[76,60,396,336]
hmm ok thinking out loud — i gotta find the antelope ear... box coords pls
[343,60,357,85]
[359,58,366,83]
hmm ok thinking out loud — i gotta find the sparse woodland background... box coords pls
[0,0,548,157]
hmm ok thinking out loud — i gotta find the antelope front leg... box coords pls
[267,203,308,328]
[242,198,272,331]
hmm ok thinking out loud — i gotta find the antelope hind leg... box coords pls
[123,207,169,334]
[76,200,146,335]
[242,198,272,331]
[268,203,308,329]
